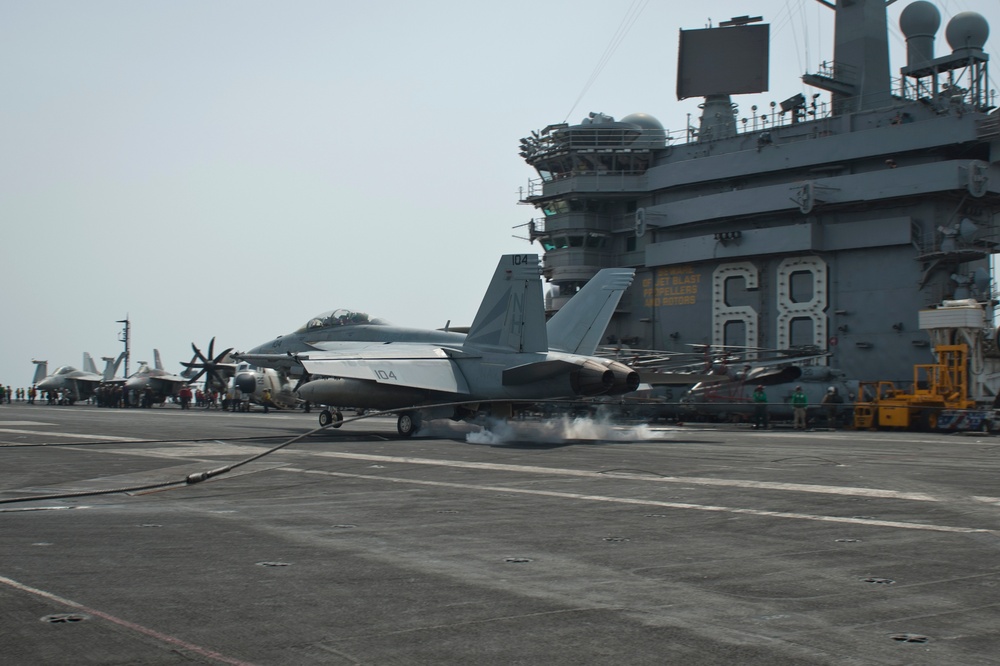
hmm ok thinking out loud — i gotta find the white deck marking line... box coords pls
[0,574,258,666]
[58,440,1000,506]
[281,468,996,535]
[0,428,137,441]
[305,450,995,503]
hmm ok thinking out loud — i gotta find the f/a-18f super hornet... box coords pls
[292,254,639,436]
[232,262,637,426]
[236,268,635,376]
[32,353,123,403]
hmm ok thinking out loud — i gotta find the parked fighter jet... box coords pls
[294,254,639,436]
[115,350,191,404]
[32,353,123,404]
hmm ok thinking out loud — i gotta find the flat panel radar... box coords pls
[676,24,769,100]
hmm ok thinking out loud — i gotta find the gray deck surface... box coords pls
[1,403,998,665]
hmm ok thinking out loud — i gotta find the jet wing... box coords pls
[231,352,300,370]
[298,346,471,394]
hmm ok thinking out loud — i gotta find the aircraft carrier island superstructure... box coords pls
[518,0,1000,384]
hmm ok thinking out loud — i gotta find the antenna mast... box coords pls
[117,316,131,378]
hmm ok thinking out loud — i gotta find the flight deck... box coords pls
[1,404,999,664]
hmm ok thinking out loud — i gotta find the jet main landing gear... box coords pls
[318,409,343,428]
[397,411,421,438]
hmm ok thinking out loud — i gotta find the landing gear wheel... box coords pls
[319,409,344,428]
[397,411,420,438]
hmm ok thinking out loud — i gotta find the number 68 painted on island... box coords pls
[712,257,828,361]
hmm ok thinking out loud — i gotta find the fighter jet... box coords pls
[117,350,191,405]
[233,265,637,422]
[294,254,639,436]
[32,353,123,404]
[237,267,635,375]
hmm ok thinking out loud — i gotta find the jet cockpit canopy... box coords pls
[296,309,389,333]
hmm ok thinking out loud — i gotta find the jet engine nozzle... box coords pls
[604,360,640,395]
[570,359,615,396]
[235,373,258,395]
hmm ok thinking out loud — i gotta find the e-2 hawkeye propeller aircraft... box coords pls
[181,339,301,411]
[290,254,639,436]
[32,353,123,403]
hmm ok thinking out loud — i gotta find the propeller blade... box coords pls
[213,348,234,364]
[191,342,209,365]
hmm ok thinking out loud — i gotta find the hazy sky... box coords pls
[2,0,998,387]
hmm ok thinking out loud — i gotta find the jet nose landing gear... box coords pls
[318,409,343,428]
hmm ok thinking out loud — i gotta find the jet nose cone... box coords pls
[246,339,278,356]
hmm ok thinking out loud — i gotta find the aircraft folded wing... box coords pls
[639,371,725,385]
[299,347,470,394]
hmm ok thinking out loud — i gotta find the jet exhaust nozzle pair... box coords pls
[571,359,640,396]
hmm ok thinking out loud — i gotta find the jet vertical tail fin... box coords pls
[547,268,636,355]
[464,254,548,353]
[154,349,164,371]
[101,353,125,381]
[31,360,48,385]
[83,352,99,375]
